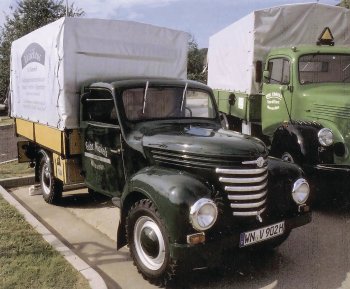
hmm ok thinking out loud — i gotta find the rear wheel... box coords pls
[39,153,63,204]
[126,199,178,286]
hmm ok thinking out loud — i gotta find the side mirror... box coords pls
[263,70,270,82]
[228,93,236,106]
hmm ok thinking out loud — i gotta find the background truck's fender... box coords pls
[117,166,213,249]
[270,121,333,166]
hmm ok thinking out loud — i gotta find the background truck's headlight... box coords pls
[190,198,218,231]
[318,128,333,146]
[292,178,310,205]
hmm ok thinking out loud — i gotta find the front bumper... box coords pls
[304,164,350,192]
[170,212,311,269]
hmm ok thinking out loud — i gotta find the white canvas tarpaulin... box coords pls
[10,17,189,130]
[208,3,350,95]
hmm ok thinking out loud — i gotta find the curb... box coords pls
[0,185,108,289]
[0,123,13,130]
[0,175,35,188]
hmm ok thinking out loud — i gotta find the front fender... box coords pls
[117,166,212,249]
[267,157,311,214]
[271,122,333,165]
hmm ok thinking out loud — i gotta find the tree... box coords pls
[187,36,208,83]
[338,0,350,9]
[0,0,84,105]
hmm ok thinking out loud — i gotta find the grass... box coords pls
[0,161,34,179]
[0,116,14,126]
[0,195,91,289]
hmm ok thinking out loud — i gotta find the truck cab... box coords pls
[261,45,350,192]
[75,78,311,285]
[15,77,312,285]
[208,3,350,197]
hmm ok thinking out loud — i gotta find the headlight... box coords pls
[318,128,333,146]
[190,198,218,231]
[292,178,310,205]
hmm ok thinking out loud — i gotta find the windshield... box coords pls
[299,54,350,84]
[122,85,217,121]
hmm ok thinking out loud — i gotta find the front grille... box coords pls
[216,166,268,217]
[312,104,350,120]
[150,148,268,218]
[150,149,247,169]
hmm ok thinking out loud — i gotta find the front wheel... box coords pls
[126,199,178,286]
[39,153,63,204]
[281,152,297,163]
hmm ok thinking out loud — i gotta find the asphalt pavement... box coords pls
[5,185,350,289]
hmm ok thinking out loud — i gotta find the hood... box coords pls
[140,124,267,159]
[299,84,350,163]
[301,85,350,118]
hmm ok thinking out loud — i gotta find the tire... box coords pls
[39,154,63,204]
[281,152,296,163]
[273,148,303,166]
[126,199,178,286]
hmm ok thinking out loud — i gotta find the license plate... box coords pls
[239,221,285,248]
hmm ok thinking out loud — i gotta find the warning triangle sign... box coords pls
[317,27,334,46]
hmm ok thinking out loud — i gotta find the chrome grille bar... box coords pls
[230,199,266,209]
[225,182,267,192]
[219,173,268,184]
[233,208,266,217]
[216,168,267,174]
[228,190,267,201]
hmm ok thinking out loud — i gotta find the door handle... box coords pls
[110,148,122,155]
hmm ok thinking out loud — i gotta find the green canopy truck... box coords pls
[208,3,350,195]
[10,17,311,285]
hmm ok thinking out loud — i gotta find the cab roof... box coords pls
[86,78,210,92]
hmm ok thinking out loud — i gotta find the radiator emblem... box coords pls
[242,157,266,168]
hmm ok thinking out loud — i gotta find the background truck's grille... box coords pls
[216,166,268,217]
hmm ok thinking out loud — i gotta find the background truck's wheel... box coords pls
[281,152,295,163]
[126,199,178,286]
[275,147,303,166]
[39,154,63,204]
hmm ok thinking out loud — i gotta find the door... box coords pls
[262,57,293,137]
[80,88,124,197]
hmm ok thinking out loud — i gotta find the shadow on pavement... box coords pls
[59,191,114,209]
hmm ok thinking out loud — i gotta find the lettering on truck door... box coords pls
[262,57,293,137]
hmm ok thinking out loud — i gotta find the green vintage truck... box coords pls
[11,18,311,286]
[208,3,350,194]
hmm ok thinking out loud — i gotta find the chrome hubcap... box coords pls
[134,216,165,270]
[41,163,51,195]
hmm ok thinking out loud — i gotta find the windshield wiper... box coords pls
[180,82,188,112]
[343,63,350,72]
[142,81,149,114]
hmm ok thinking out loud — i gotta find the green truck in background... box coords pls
[208,3,350,195]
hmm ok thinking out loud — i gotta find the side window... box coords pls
[267,58,290,84]
[83,89,118,125]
